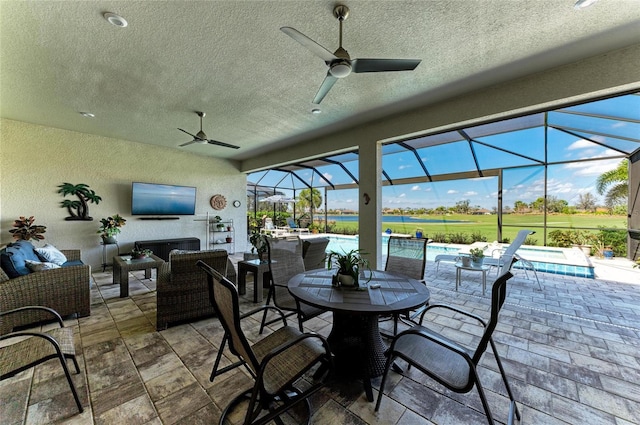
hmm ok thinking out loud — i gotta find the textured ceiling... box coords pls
[1,1,639,162]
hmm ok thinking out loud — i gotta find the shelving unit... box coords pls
[196,213,235,254]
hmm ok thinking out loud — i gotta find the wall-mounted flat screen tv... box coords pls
[131,182,196,215]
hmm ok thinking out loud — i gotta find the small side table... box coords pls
[455,262,490,295]
[237,259,272,303]
[101,241,120,272]
[113,254,164,297]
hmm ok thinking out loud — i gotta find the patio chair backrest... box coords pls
[385,236,428,280]
[498,229,534,275]
[267,237,305,310]
[286,217,298,228]
[473,264,514,364]
[197,260,260,375]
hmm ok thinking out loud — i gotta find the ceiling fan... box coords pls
[281,5,421,104]
[178,111,240,149]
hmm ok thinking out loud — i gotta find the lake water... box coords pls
[325,215,468,223]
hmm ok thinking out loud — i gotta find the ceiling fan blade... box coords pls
[352,58,421,73]
[312,74,339,104]
[179,139,199,147]
[178,127,200,139]
[207,139,240,149]
[280,27,337,63]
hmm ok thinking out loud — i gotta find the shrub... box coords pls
[430,232,448,243]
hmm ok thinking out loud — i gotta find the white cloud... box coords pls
[399,165,412,170]
[398,193,406,198]
[323,172,333,181]
[464,191,478,196]
[411,185,421,191]
[447,189,458,194]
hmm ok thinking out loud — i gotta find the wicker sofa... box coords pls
[0,242,91,334]
[156,250,236,330]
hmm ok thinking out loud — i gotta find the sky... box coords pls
[250,94,637,211]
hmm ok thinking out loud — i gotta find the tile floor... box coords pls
[2,256,640,425]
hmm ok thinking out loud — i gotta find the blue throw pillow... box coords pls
[0,240,40,278]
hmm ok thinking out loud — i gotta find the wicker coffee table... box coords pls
[113,254,164,297]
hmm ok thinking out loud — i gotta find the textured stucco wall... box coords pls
[0,119,247,268]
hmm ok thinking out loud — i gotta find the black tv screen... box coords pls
[131,182,196,215]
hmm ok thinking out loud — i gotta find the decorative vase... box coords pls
[226,237,232,243]
[132,254,147,260]
[461,256,472,267]
[338,273,356,287]
[415,231,423,239]
[472,257,484,267]
[102,235,117,244]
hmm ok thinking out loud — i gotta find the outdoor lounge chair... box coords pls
[484,229,542,290]
[197,260,332,425]
[375,261,520,425]
[286,217,310,234]
[260,218,287,237]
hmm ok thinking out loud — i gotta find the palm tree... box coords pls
[596,159,628,210]
[297,188,322,223]
[57,183,102,220]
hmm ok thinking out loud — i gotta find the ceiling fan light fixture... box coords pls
[329,60,352,78]
[103,12,128,28]
[574,0,599,9]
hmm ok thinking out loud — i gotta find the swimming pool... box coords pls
[319,234,595,278]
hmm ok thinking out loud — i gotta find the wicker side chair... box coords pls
[375,265,520,425]
[0,249,90,335]
[0,306,83,413]
[259,237,324,334]
[382,236,429,336]
[156,250,230,330]
[197,261,333,425]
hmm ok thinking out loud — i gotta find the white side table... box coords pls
[455,262,490,295]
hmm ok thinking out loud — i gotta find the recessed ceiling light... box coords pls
[103,12,128,28]
[80,112,95,118]
[574,0,599,9]
[311,108,321,114]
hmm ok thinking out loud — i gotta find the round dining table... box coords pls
[288,268,430,401]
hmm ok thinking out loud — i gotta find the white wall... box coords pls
[0,119,247,269]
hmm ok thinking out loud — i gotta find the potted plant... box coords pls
[327,249,371,287]
[415,228,424,239]
[9,216,47,241]
[131,248,152,259]
[97,214,126,244]
[469,247,485,267]
[249,231,268,262]
[216,222,226,231]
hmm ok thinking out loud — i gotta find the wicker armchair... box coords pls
[0,249,91,335]
[156,250,235,330]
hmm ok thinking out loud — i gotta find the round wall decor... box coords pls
[210,194,227,210]
[232,200,241,208]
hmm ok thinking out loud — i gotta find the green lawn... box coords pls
[325,213,626,245]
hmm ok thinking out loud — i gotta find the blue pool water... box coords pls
[323,234,594,278]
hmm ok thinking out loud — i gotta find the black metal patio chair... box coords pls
[375,261,520,425]
[197,261,332,425]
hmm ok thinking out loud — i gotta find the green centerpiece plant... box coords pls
[131,248,152,259]
[469,247,485,267]
[327,248,371,288]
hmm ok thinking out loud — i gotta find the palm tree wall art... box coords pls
[58,183,102,220]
